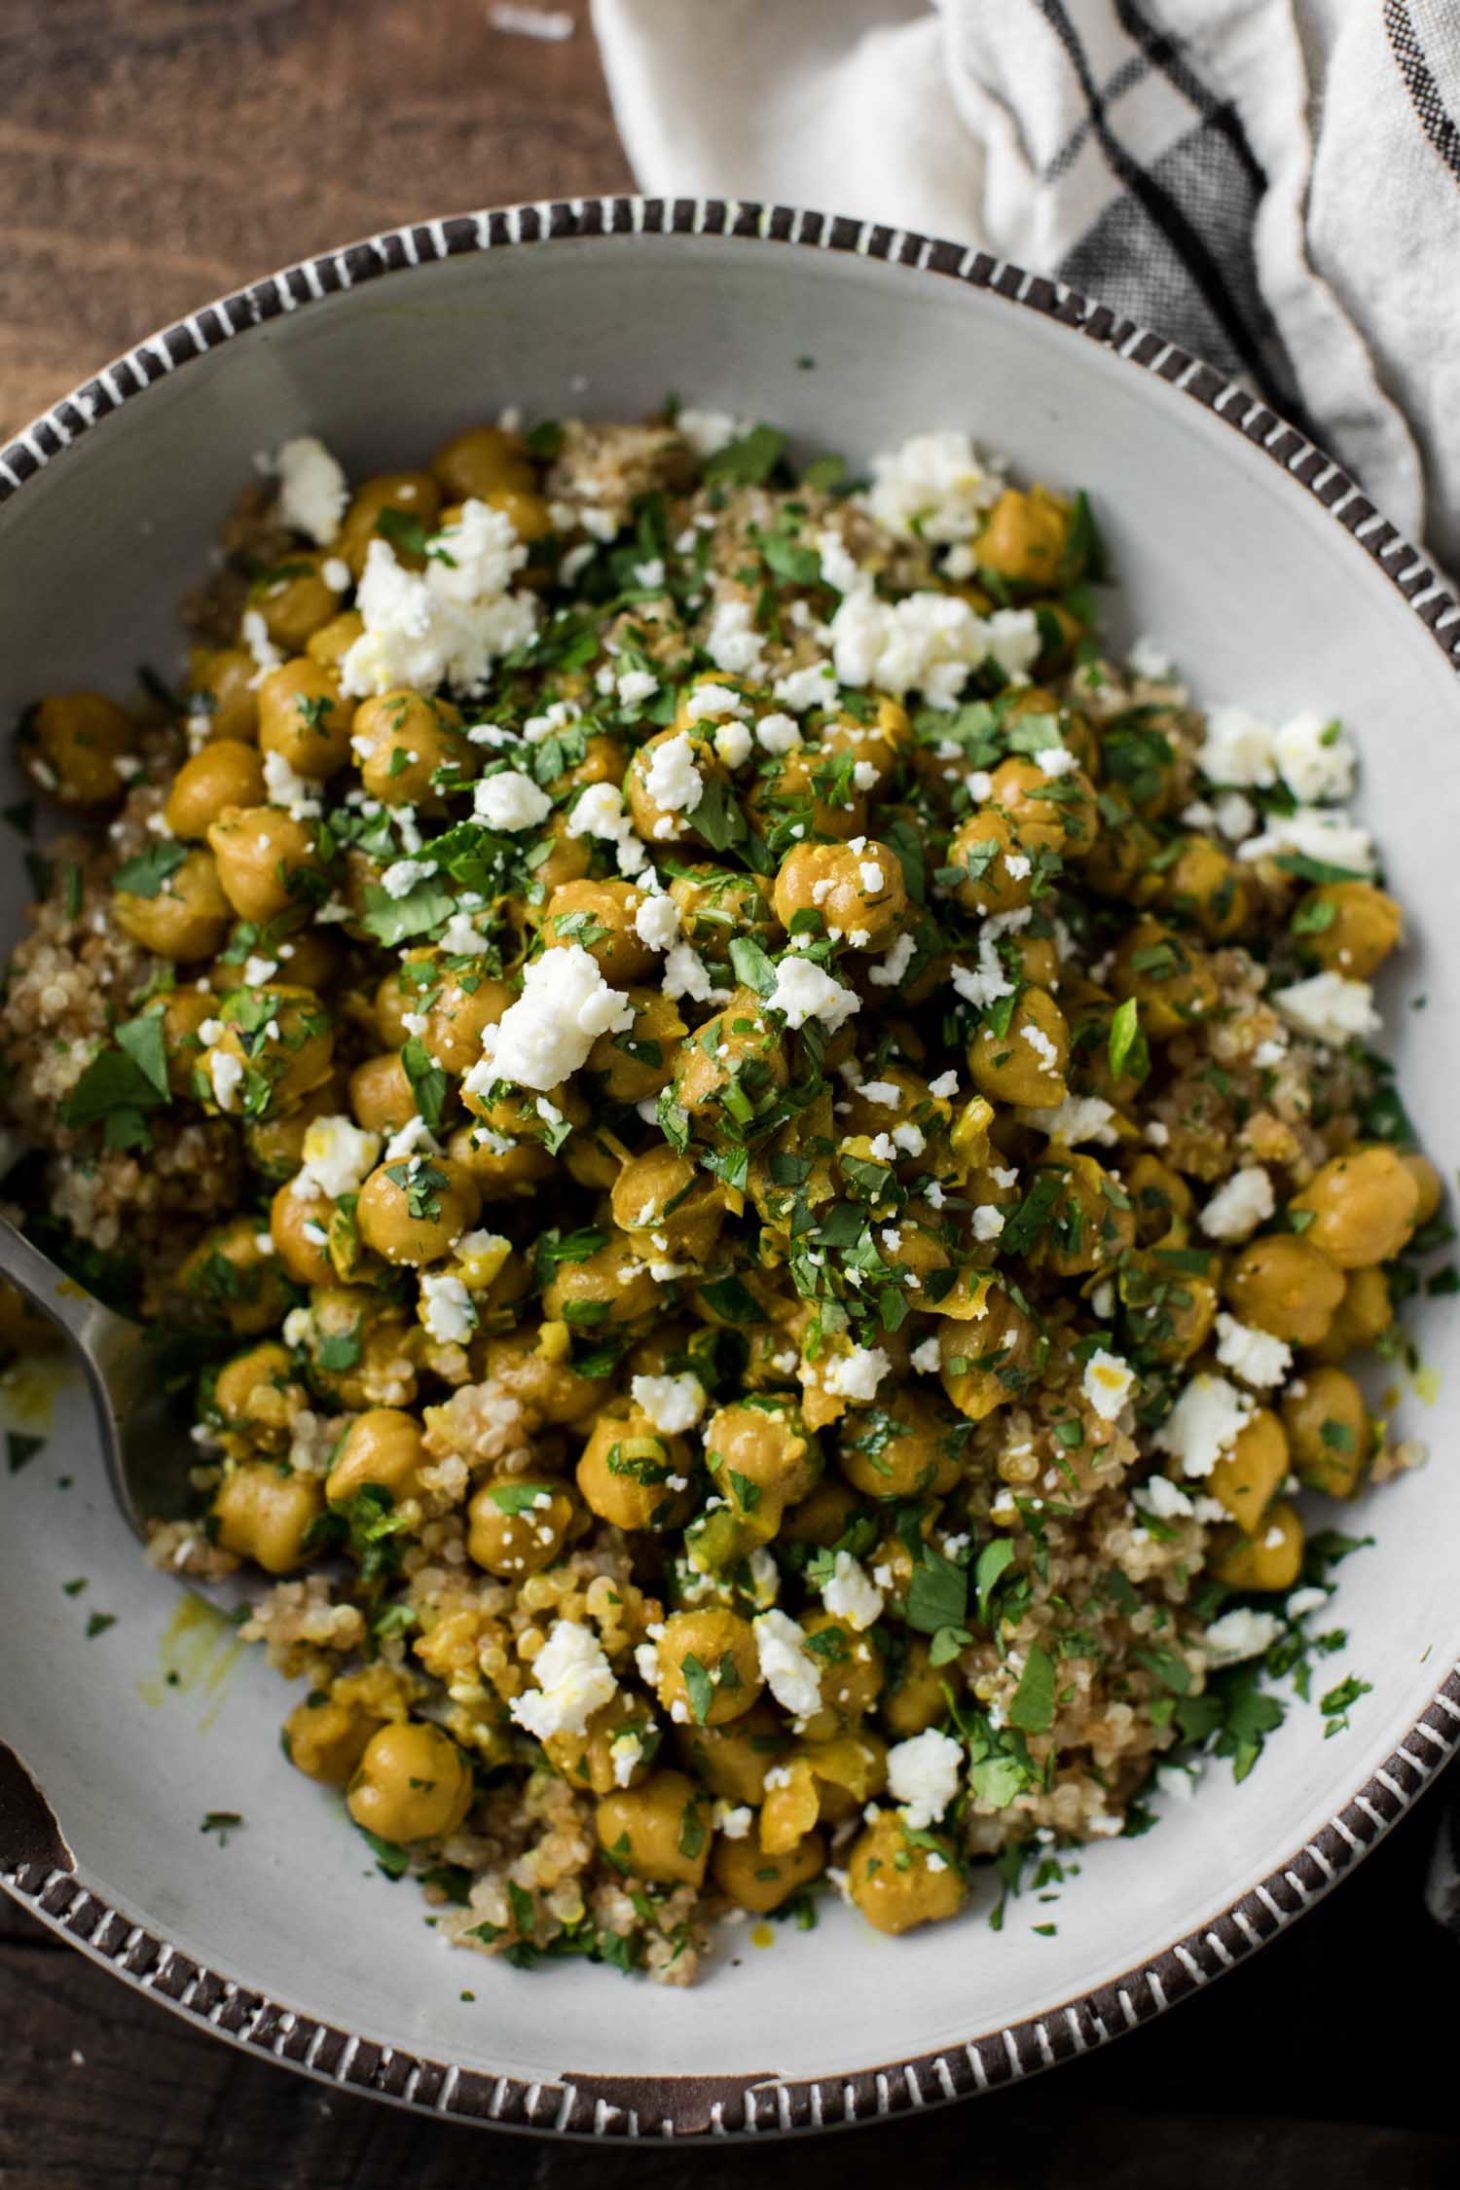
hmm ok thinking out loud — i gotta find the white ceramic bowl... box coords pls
[1,198,1457,2143]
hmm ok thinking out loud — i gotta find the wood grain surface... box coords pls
[1,6,1458,2183]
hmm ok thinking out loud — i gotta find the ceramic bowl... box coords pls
[1,198,1457,2143]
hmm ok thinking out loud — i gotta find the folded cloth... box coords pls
[592,0,1460,571]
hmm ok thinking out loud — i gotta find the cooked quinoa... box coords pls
[0,412,1442,1982]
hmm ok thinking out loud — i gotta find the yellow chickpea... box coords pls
[352,690,467,810]
[430,424,537,504]
[837,1388,962,1499]
[1110,917,1219,1038]
[1225,1234,1346,1346]
[947,807,1036,917]
[542,879,657,985]
[595,1770,712,1888]
[542,1690,659,1798]
[466,1478,576,1576]
[355,1156,481,1266]
[576,1401,694,1532]
[188,647,259,742]
[1401,1152,1444,1229]
[611,1147,726,1266]
[1157,835,1252,941]
[1282,1367,1370,1497]
[162,741,266,839]
[158,988,214,1093]
[771,839,909,951]
[817,695,912,782]
[799,1612,884,1735]
[1313,1264,1392,1365]
[177,1217,292,1336]
[208,986,334,1118]
[1123,1153,1194,1244]
[704,1399,820,1514]
[207,805,325,924]
[778,1477,864,1545]
[307,613,363,671]
[1209,1501,1304,1593]
[346,1721,474,1843]
[712,1825,827,1914]
[336,471,442,577]
[847,1811,966,1935]
[937,1290,1036,1421]
[672,986,787,1130]
[25,692,135,806]
[1207,1409,1290,1534]
[1289,1146,1421,1270]
[212,1461,323,1574]
[113,848,232,960]
[269,1179,335,1287]
[421,969,513,1074]
[968,985,1069,1108]
[257,659,355,779]
[975,484,1070,586]
[347,1052,416,1135]
[541,1229,659,1326]
[667,865,779,958]
[1033,1153,1138,1278]
[250,551,344,651]
[655,1610,763,1727]
[585,988,686,1103]
[213,1340,300,1449]
[325,1408,427,1505]
[882,1640,948,1738]
[675,1703,793,1804]
[284,1696,378,1787]
[625,727,728,847]
[447,1121,553,1201]
[1298,881,1403,977]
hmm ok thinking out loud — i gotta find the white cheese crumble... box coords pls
[756,710,802,755]
[275,434,348,545]
[705,596,767,677]
[1153,1373,1253,1479]
[661,942,715,1002]
[630,1371,707,1435]
[752,1611,823,1721]
[474,769,552,831]
[1082,1349,1136,1422]
[1271,970,1381,1048]
[633,894,681,952]
[1197,704,1277,787]
[1273,710,1355,803]
[565,781,648,876]
[207,1049,244,1112]
[294,1114,382,1201]
[828,570,1040,709]
[261,747,321,819]
[675,408,744,457]
[1022,1094,1117,1145]
[419,1271,476,1345]
[885,1727,963,1829]
[468,944,633,1093]
[766,955,861,1033]
[862,430,1002,543]
[820,1551,884,1632]
[339,499,538,698]
[822,1345,891,1404]
[644,731,705,815]
[509,1620,617,1740]
[867,931,916,990]
[714,717,755,769]
[910,1335,942,1375]
[1236,806,1376,875]
[1202,1608,1283,1667]
[1214,1312,1293,1389]
[1199,1165,1276,1241]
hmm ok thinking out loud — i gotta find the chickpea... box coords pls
[543,1690,659,1797]
[668,865,779,960]
[1157,835,1252,941]
[1313,1264,1392,1365]
[847,1811,966,1935]
[1207,1409,1290,1534]
[270,1179,335,1287]
[213,1341,300,1449]
[207,805,326,924]
[160,987,215,1092]
[355,1155,481,1266]
[349,1051,417,1134]
[778,1476,864,1545]
[947,807,1037,917]
[113,847,232,960]
[882,1640,948,1738]
[1098,713,1183,820]
[675,1702,792,1804]
[1225,1234,1346,1346]
[297,1286,415,1411]
[352,690,468,810]
[177,1217,292,1336]
[25,692,135,806]
[212,1461,323,1574]
[542,1229,659,1325]
[422,968,512,1074]
[1081,792,1165,901]
[712,1825,827,1914]
[576,1401,694,1532]
[611,1147,726,1265]
[989,755,1098,861]
[745,744,868,843]
[622,728,722,847]
[937,1290,1035,1421]
[800,1611,884,1733]
[209,986,334,1118]
[704,1399,820,1514]
[673,986,787,1131]
[771,839,909,951]
[586,988,686,1103]
[250,551,344,652]
[466,1478,576,1576]
[1289,1146,1421,1270]
[596,1770,712,1888]
[307,613,363,671]
[188,647,259,742]
[1209,1501,1304,1593]
[272,930,340,993]
[1282,1367,1370,1497]
[1298,881,1402,977]
[284,1696,377,1787]
[337,471,442,577]
[969,985,1069,1108]
[655,1610,763,1726]
[243,1075,346,1184]
[542,878,657,985]
[1123,1154,1194,1245]
[257,659,354,779]
[975,484,1070,586]
[818,695,912,783]
[838,1389,963,1499]
[448,1121,553,1199]
[431,424,536,504]
[1033,1153,1138,1277]
[1401,1152,1444,1229]
[162,740,266,838]
[1110,917,1218,1038]
[346,1721,473,1843]
[1120,1248,1219,1362]
[527,819,592,902]
[326,1408,427,1505]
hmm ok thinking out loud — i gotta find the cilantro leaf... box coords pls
[703,426,786,487]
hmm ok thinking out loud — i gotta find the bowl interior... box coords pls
[1,226,1456,2097]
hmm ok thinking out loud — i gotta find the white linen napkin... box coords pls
[592,0,1460,572]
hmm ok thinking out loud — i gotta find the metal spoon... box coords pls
[0,1211,201,1542]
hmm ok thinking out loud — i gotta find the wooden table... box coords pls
[1,4,1456,2181]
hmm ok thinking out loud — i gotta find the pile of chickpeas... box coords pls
[12,416,1439,1955]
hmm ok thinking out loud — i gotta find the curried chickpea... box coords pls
[25,692,135,806]
[625,727,728,847]
[177,1216,292,1336]
[667,864,779,960]
[250,551,345,652]
[968,985,1069,1108]
[448,1120,553,1200]
[583,987,686,1102]
[704,1398,820,1515]
[672,986,788,1132]
[284,1696,378,1787]
[1032,1154,1137,1277]
[269,1178,335,1287]
[430,424,537,504]
[160,988,216,1093]
[207,804,326,924]
[1400,1152,1444,1229]
[1207,1409,1290,1534]
[1313,1263,1392,1365]
[675,1702,792,1804]
[974,484,1070,586]
[712,1825,827,1913]
[1225,1234,1346,1346]
[355,1155,481,1266]
[466,1478,577,1576]
[611,1146,726,1265]
[1282,1366,1370,1497]
[421,968,512,1074]
[326,1408,427,1505]
[846,1811,966,1935]
[212,1461,323,1574]
[1297,881,1402,978]
[937,1289,1036,1421]
[771,839,909,952]
[746,744,869,844]
[336,472,442,577]
[947,807,1037,917]
[352,690,468,810]
[799,1611,884,1732]
[1110,917,1218,1038]
[346,1721,473,1843]
[595,1770,712,1888]
[213,1341,301,1449]
[188,647,259,742]
[882,1639,948,1738]
[162,740,266,838]
[576,1400,694,1532]
[541,1228,659,1326]
[113,848,232,960]
[208,986,334,1118]
[257,659,355,779]
[349,1051,417,1134]
[1209,1500,1304,1593]
[542,878,657,985]
[1157,835,1252,940]
[838,1389,963,1499]
[655,1610,763,1726]
[1289,1146,1421,1270]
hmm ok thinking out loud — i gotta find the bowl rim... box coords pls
[1,191,1458,2143]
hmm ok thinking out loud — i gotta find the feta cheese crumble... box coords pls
[1153,1374,1253,1479]
[752,1612,823,1721]
[468,944,634,1093]
[509,1620,618,1739]
[630,1372,708,1435]
[1271,970,1381,1048]
[275,434,348,546]
[885,1728,963,1829]
[1199,1166,1276,1242]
